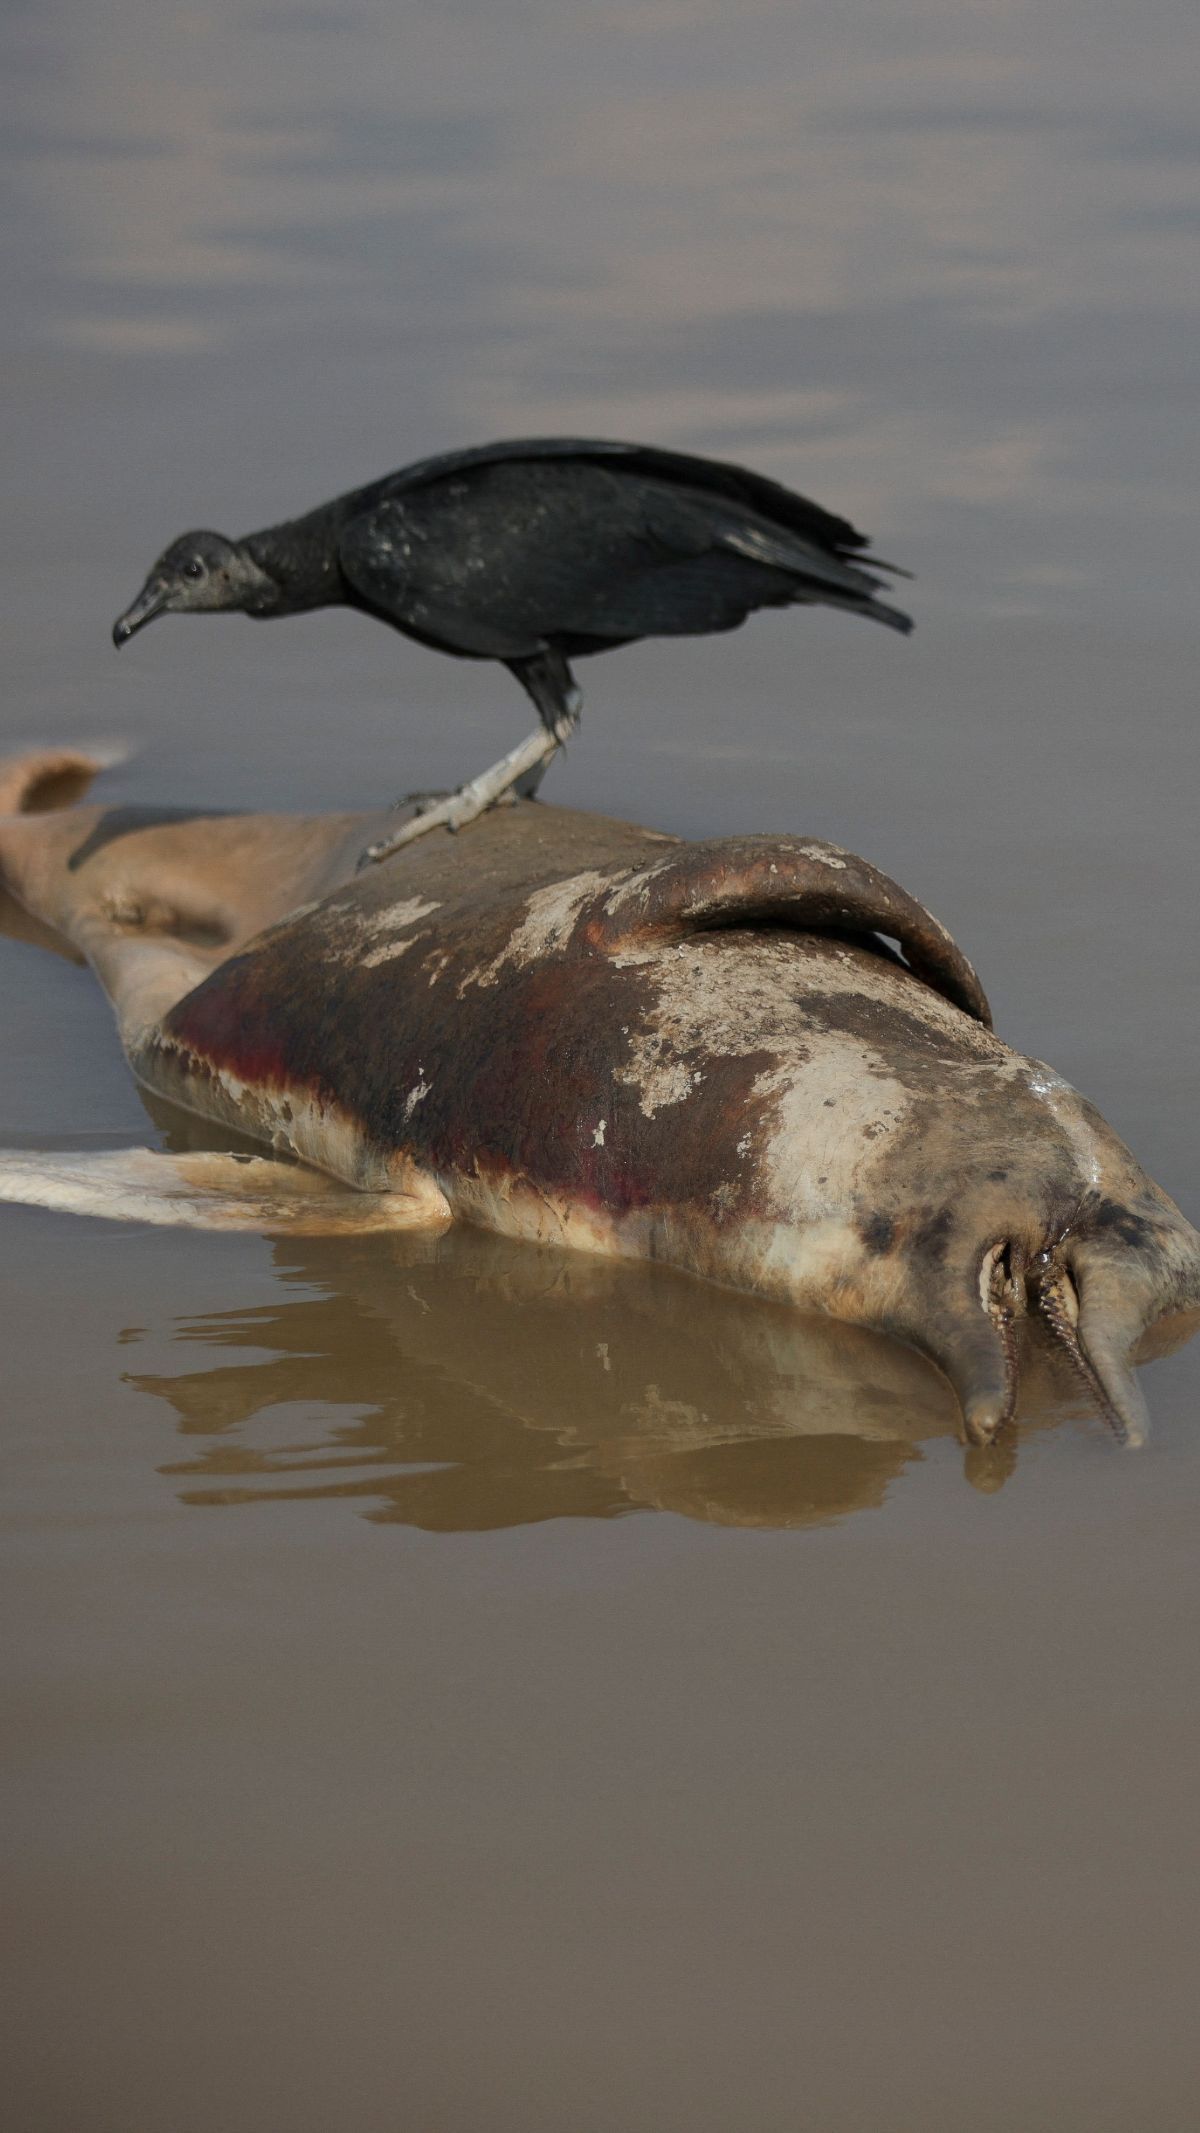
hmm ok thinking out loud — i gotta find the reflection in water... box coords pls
[128,1227,1085,1531]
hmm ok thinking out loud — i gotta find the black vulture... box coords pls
[113,437,911,862]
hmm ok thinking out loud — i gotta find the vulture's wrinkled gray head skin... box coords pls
[112,532,278,642]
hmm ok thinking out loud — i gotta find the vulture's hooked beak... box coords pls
[112,580,169,647]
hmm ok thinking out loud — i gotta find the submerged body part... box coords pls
[111,437,912,858]
[1,746,1196,1447]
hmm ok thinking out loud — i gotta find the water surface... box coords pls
[2,1,1199,2125]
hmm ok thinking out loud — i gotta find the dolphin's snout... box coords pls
[885,1205,1182,1451]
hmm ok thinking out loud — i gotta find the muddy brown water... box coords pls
[3,2,1199,2127]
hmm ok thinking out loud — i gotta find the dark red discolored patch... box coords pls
[165,949,312,1096]
[162,889,785,1223]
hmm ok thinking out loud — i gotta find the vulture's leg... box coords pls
[507,650,582,795]
[359,652,581,868]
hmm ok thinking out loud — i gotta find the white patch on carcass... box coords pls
[619,1038,696,1117]
[609,925,1009,1145]
[593,1119,607,1146]
[362,936,420,969]
[333,895,443,971]
[610,929,817,1119]
[751,1049,910,1226]
[795,843,848,868]
[362,896,441,939]
[403,1073,432,1121]
[460,869,614,991]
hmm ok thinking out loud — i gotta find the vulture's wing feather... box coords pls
[338,459,911,654]
[376,435,868,558]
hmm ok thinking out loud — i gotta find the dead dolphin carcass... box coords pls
[0,745,1196,1447]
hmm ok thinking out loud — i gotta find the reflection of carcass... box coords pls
[0,745,1196,1451]
[128,1230,1084,1532]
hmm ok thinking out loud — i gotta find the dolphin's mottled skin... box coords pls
[1,746,1196,1447]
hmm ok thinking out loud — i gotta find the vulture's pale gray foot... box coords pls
[359,716,576,869]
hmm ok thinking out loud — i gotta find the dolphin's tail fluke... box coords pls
[0,745,125,819]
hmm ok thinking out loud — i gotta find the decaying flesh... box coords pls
[0,745,1196,1448]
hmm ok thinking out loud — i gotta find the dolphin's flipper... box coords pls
[0,1147,452,1235]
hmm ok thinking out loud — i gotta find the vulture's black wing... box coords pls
[377,436,875,561]
[337,456,910,657]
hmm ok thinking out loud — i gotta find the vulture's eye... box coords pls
[183,558,205,581]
